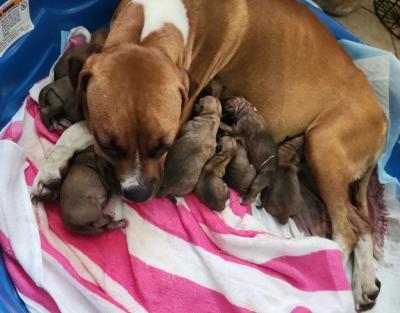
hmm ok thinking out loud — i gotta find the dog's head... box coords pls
[69,45,190,202]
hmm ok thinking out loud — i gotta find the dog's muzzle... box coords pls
[121,179,158,203]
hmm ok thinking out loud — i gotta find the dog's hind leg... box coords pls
[306,146,359,262]
[352,167,381,312]
[305,105,386,311]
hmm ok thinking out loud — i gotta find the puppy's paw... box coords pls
[240,195,256,205]
[50,118,71,132]
[31,162,64,202]
[107,218,128,230]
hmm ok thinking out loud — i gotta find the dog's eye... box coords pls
[95,134,126,159]
[150,140,172,158]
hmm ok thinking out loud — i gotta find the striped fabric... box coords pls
[0,94,354,313]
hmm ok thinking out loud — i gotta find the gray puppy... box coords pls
[158,96,222,197]
[220,96,278,204]
[224,140,257,195]
[194,136,237,211]
[39,28,109,131]
[261,136,305,224]
[39,77,78,131]
[60,146,126,234]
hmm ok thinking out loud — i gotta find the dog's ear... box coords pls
[178,69,198,124]
[75,69,92,120]
[67,44,101,90]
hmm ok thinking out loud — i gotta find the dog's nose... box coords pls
[122,183,156,203]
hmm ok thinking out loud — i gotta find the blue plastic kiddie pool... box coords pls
[0,1,399,312]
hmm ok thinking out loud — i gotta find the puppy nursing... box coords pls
[158,96,222,197]
[224,140,257,195]
[194,136,237,211]
[261,136,305,224]
[221,96,278,204]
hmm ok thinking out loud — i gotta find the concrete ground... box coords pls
[333,0,400,58]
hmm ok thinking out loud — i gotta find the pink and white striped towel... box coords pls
[0,31,354,313]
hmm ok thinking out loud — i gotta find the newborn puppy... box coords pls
[60,146,127,234]
[158,96,222,197]
[221,96,278,204]
[39,77,77,131]
[39,45,96,131]
[261,136,305,224]
[224,140,257,195]
[39,28,109,131]
[54,28,109,80]
[194,136,237,211]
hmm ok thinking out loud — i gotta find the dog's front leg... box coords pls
[31,121,93,201]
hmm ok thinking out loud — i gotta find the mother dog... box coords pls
[33,0,386,310]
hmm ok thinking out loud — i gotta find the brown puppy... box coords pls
[55,28,109,80]
[158,96,222,197]
[224,140,257,196]
[261,136,305,224]
[194,136,237,211]
[39,77,76,131]
[220,96,278,204]
[39,28,109,130]
[60,146,126,234]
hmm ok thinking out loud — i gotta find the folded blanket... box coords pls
[0,27,399,313]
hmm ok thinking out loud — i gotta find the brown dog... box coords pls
[35,0,387,308]
[158,96,222,198]
[224,140,257,196]
[261,136,305,224]
[60,146,126,234]
[220,96,278,204]
[194,136,237,211]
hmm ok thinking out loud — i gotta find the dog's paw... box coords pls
[353,277,381,312]
[31,163,64,202]
[351,233,381,312]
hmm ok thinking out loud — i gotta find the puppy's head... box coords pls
[222,96,251,120]
[70,45,190,202]
[193,96,222,117]
[216,136,237,157]
[39,77,76,130]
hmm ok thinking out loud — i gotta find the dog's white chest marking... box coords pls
[131,0,189,44]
